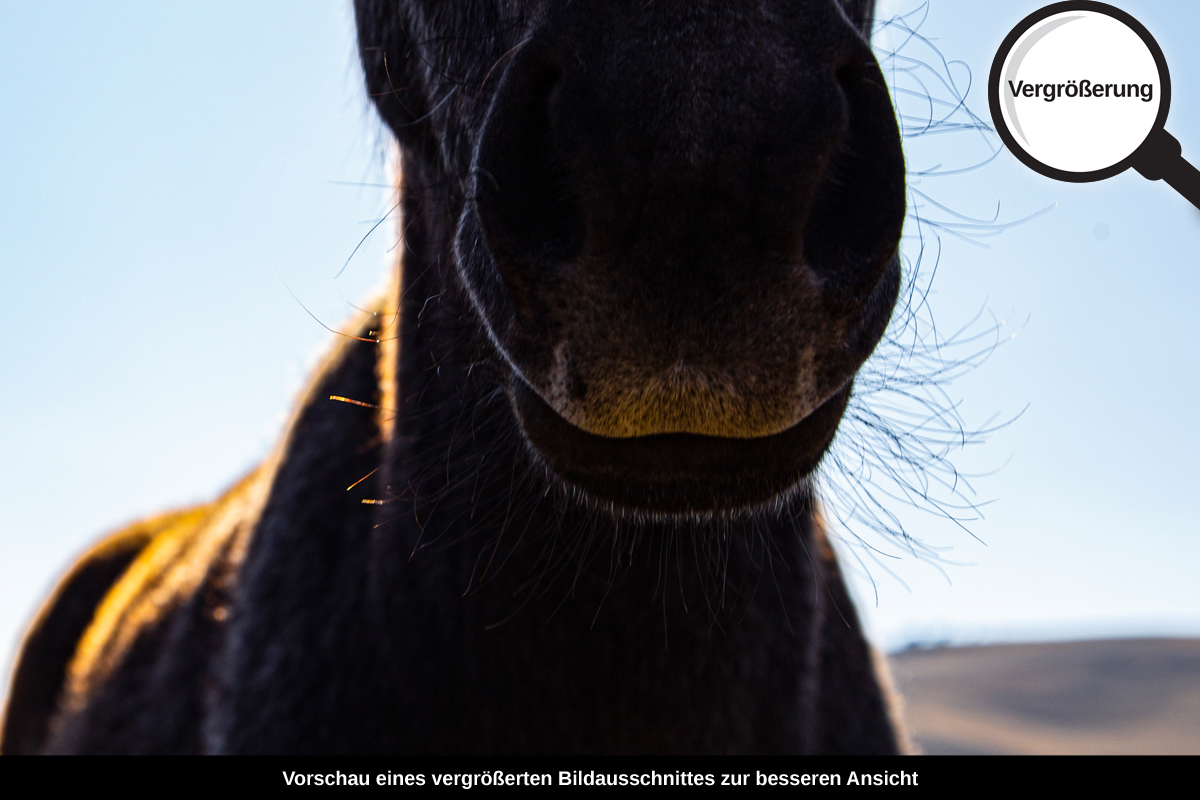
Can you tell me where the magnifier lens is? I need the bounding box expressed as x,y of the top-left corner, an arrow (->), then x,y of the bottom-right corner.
997,10 -> 1163,175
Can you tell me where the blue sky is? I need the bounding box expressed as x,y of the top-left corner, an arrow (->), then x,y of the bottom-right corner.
850,0 -> 1200,647
2,1 -> 1199,695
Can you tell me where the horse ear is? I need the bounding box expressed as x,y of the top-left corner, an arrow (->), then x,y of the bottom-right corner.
354,0 -> 434,151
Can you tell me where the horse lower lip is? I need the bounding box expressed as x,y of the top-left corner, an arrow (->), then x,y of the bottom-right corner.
510,377 -> 851,513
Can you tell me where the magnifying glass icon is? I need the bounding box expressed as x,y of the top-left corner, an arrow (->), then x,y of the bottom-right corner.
990,1 -> 1200,208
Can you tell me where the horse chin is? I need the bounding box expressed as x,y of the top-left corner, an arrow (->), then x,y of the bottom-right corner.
509,376 -> 852,516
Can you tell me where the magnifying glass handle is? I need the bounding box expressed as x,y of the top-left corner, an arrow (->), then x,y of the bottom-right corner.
1133,128 -> 1200,211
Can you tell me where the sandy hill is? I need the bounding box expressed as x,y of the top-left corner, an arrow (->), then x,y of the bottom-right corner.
888,638 -> 1200,754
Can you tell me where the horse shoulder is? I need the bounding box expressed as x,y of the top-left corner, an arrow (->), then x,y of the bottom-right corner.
2,304 -> 389,753
1,504 -> 210,753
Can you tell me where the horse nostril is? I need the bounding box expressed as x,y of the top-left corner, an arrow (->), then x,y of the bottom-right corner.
834,56 -> 867,97
802,49 -> 906,288
475,59 -> 585,266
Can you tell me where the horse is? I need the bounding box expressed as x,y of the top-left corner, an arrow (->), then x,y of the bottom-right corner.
2,0 -> 908,754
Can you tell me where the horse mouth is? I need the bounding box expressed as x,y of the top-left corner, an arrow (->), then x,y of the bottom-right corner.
509,376 -> 851,515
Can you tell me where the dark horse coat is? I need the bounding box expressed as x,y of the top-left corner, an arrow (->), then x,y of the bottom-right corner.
2,0 -> 908,754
